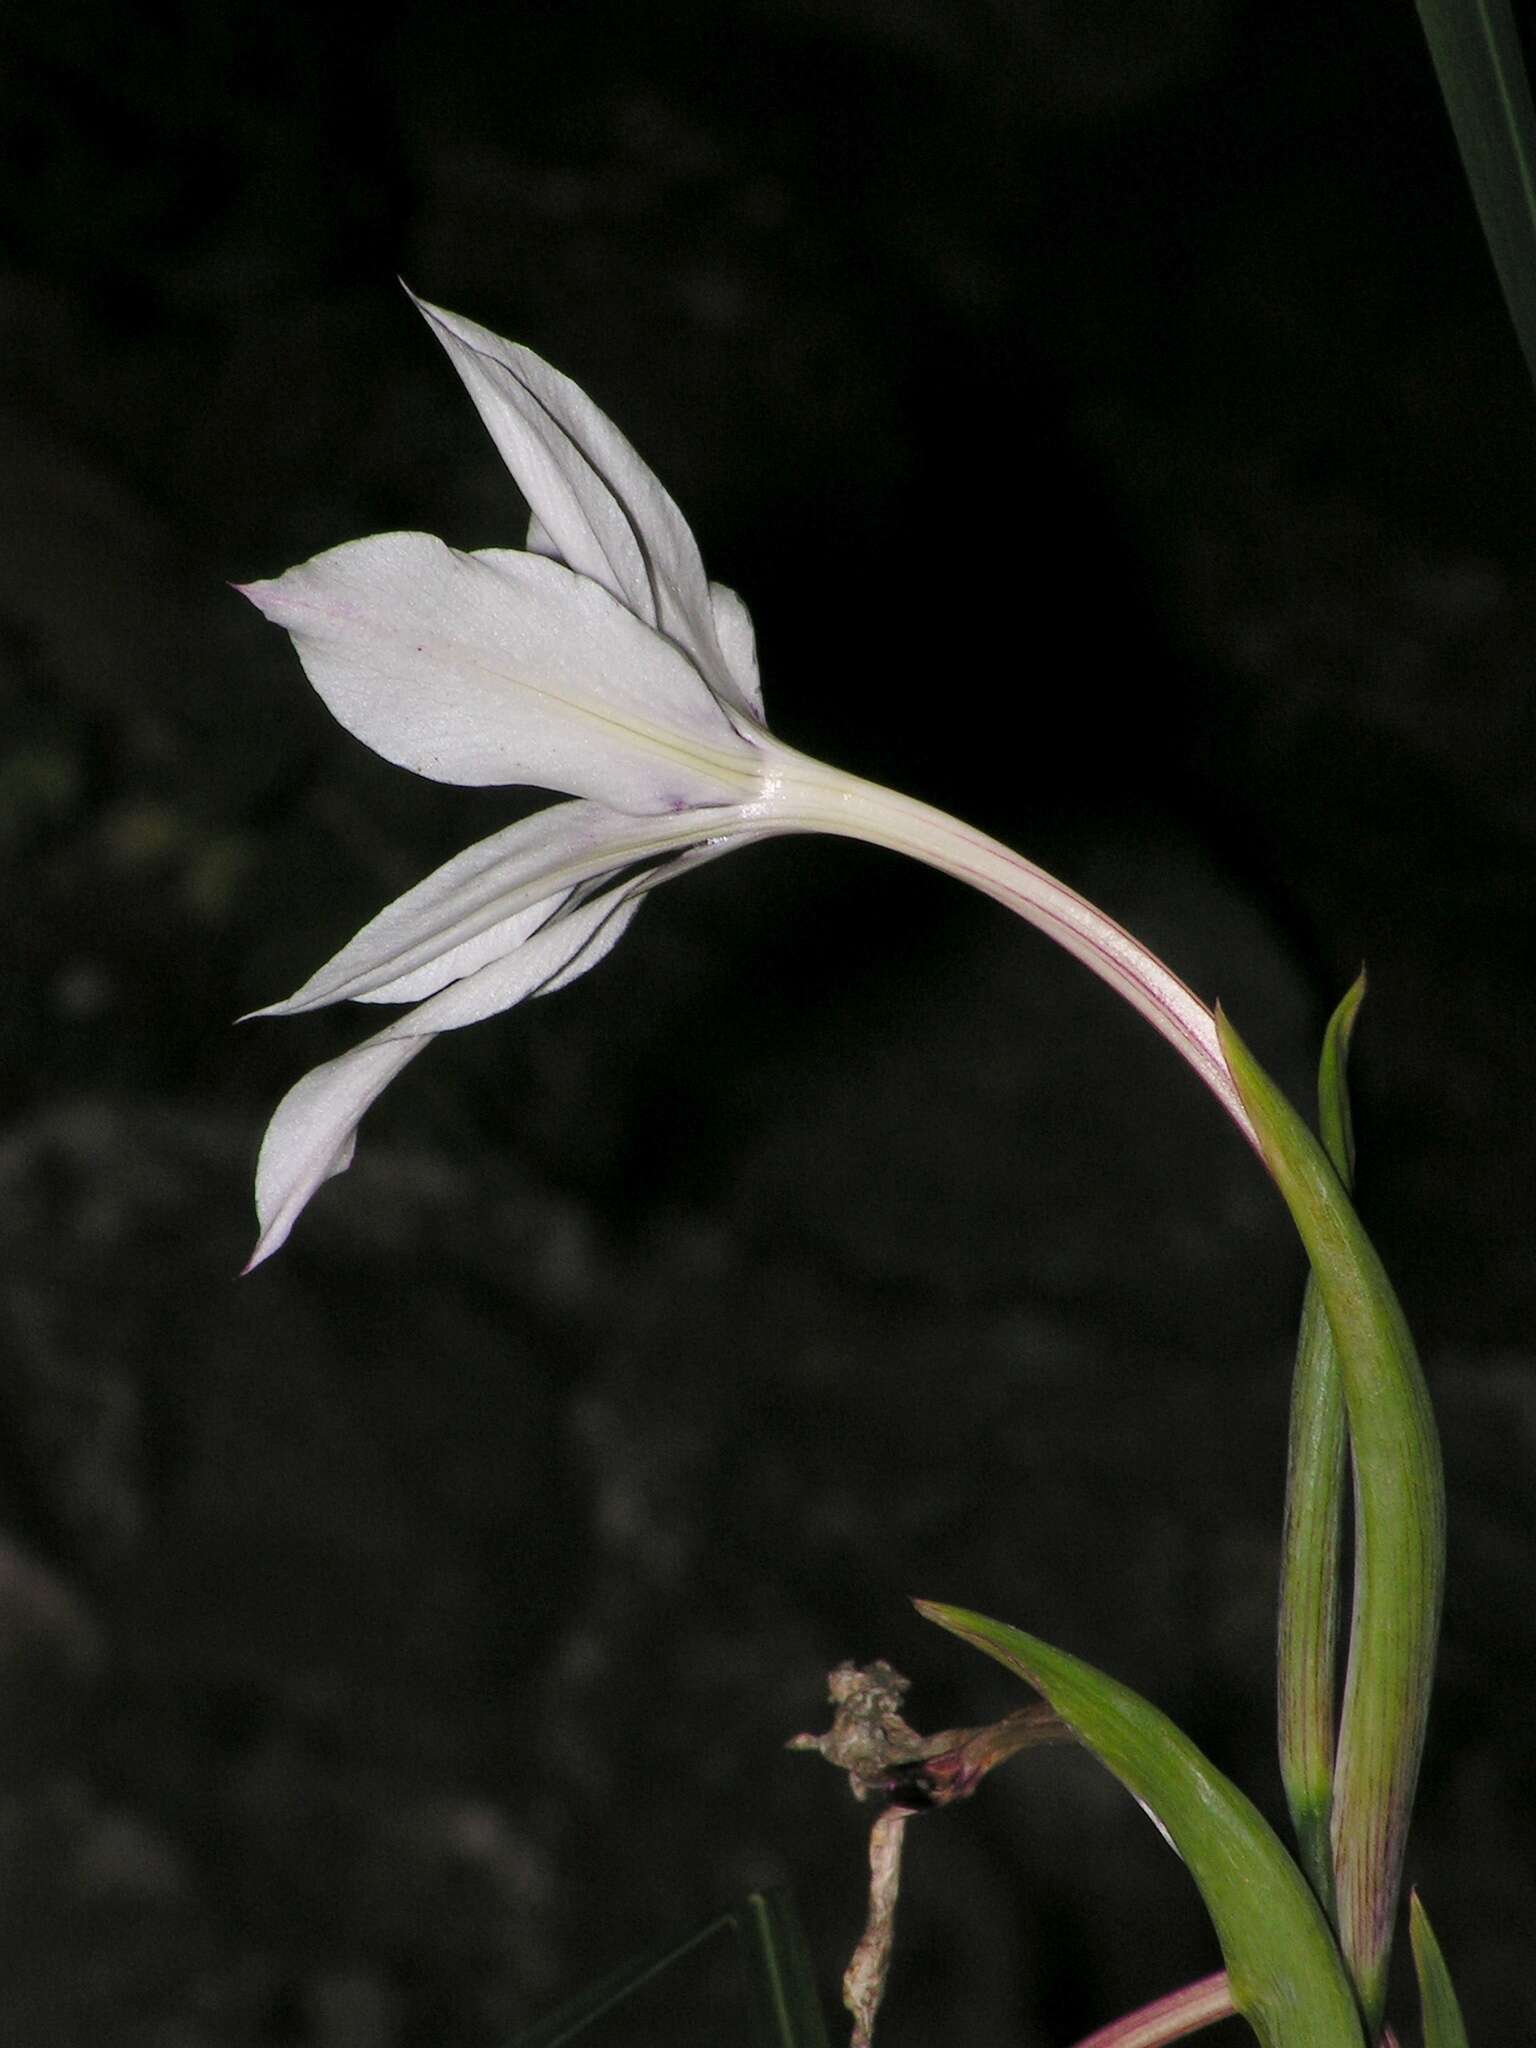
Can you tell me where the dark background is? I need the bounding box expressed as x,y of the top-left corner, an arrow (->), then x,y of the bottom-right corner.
2,2 -> 1533,2042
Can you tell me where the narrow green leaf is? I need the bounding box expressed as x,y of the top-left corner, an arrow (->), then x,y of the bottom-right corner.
507,1913 -> 729,2046
915,1600 -> 1364,2048
508,1887 -> 829,2048
1277,973 -> 1366,1916
1277,1277 -> 1347,1915
1316,972 -> 1366,1186
741,1887 -> 834,2048
1219,1013 -> 1445,2040
1409,1891 -> 1471,2048
1414,0 -> 1536,396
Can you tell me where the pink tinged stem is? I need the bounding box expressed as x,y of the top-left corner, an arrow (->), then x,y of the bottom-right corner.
1067,1971 -> 1237,2048
759,749 -> 1261,1155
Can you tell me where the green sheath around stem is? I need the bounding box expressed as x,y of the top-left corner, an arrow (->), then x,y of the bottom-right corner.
1276,974 -> 1365,1918
1219,1012 -> 1445,2040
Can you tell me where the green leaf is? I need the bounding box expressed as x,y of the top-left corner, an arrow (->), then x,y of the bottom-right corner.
740,1888 -> 833,2048
1219,1013 -> 1445,2040
1277,1276 -> 1347,1917
1277,973 -> 1366,1916
915,1600 -> 1364,2048
1409,1891 -> 1471,2048
508,1886 -> 830,2048
1414,0 -> 1536,397
1316,972 -> 1365,1186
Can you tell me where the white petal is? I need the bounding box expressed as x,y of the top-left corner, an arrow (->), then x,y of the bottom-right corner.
536,893 -> 644,995
523,832 -> 734,1003
247,1035 -> 425,1269
526,512 -> 560,560
249,799 -> 695,1014
240,533 -> 757,812
371,883 -> 647,1037
359,892 -> 571,1006
709,582 -> 764,724
412,293 -> 761,723
247,880 -> 651,1270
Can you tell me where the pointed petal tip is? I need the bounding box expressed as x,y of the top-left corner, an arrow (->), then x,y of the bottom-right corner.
247,1038 -> 420,1273
240,1213 -> 294,1275
233,574 -> 290,623
236,995 -> 312,1025
236,982 -> 327,1023
408,288 -> 479,347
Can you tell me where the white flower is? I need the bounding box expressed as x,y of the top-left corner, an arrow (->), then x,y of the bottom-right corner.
241,293 -> 1255,1267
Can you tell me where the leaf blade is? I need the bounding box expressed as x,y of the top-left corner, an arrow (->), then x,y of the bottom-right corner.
506,1888 -> 830,2048
740,1887 -> 834,2048
1409,1891 -> 1471,2048
1219,1012 -> 1445,2037
916,1600 -> 1364,2048
1277,973 -> 1366,1915
1414,0 -> 1536,397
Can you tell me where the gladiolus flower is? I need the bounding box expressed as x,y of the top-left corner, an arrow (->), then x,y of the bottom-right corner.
240,292 -> 1256,1267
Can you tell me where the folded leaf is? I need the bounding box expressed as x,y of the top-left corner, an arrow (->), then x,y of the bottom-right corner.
1219,1014 -> 1445,2038
1277,973 -> 1366,1914
916,1601 -> 1363,2048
